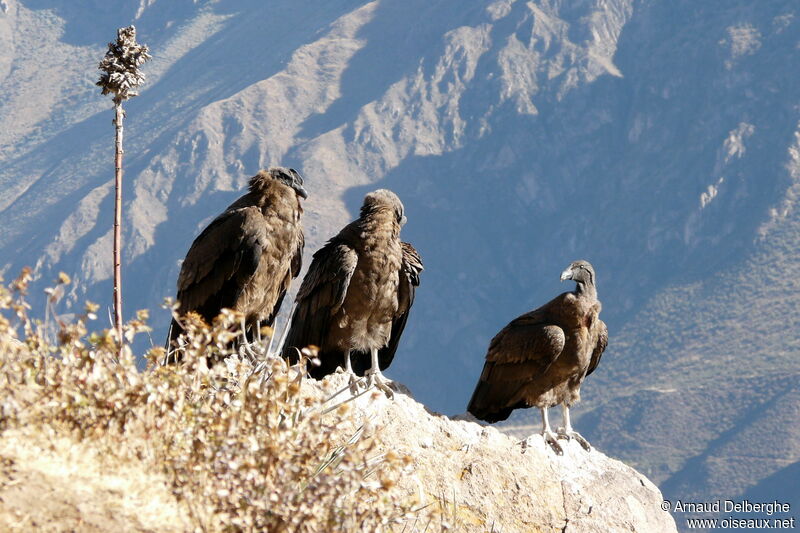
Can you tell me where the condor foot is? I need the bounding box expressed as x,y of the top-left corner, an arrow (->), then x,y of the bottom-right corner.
519,430 -> 563,455
557,427 -> 592,451
365,369 -> 394,399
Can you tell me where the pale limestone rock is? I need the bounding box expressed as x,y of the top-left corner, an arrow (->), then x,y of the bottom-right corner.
317,373 -> 678,533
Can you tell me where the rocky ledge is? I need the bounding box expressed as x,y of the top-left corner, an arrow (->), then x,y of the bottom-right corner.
319,373 -> 678,533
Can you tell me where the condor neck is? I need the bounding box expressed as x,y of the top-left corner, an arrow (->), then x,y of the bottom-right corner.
257,186 -> 293,212
574,281 -> 597,300
360,210 -> 399,239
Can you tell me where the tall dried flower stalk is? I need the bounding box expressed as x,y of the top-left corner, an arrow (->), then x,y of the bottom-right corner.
96,25 -> 151,349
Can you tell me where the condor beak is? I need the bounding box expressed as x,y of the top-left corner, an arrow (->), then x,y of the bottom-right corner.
560,268 -> 573,282
294,185 -> 308,199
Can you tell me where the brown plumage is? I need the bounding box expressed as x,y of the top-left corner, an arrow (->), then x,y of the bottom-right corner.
467,260 -> 607,453
283,189 -> 421,396
351,242 -> 423,375
166,167 -> 306,360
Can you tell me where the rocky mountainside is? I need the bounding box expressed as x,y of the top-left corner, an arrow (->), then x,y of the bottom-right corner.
0,371 -> 677,533
0,1 -> 798,529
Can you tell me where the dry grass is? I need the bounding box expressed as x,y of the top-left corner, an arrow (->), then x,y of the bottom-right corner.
0,269 -> 434,532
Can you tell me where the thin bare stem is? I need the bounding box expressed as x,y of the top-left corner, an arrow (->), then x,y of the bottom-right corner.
274,300 -> 296,356
113,102 -> 124,350
316,383 -> 372,416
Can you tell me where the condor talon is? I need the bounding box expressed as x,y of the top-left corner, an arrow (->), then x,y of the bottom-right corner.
557,404 -> 592,451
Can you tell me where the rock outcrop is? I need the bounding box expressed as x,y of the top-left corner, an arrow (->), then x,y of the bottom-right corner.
319,373 -> 678,533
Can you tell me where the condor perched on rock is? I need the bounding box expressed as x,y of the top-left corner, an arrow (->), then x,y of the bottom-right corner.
165,167 -> 306,362
283,190 -> 421,397
467,260 -> 607,454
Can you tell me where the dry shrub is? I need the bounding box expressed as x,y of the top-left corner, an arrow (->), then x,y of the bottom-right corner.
0,270 -> 431,531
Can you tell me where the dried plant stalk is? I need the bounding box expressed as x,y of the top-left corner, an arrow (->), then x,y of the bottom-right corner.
96,26 -> 151,350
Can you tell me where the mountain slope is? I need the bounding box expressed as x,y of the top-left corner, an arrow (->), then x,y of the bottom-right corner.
0,1 -> 798,527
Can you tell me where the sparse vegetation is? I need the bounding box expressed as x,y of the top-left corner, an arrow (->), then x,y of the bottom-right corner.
0,271 -> 432,531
